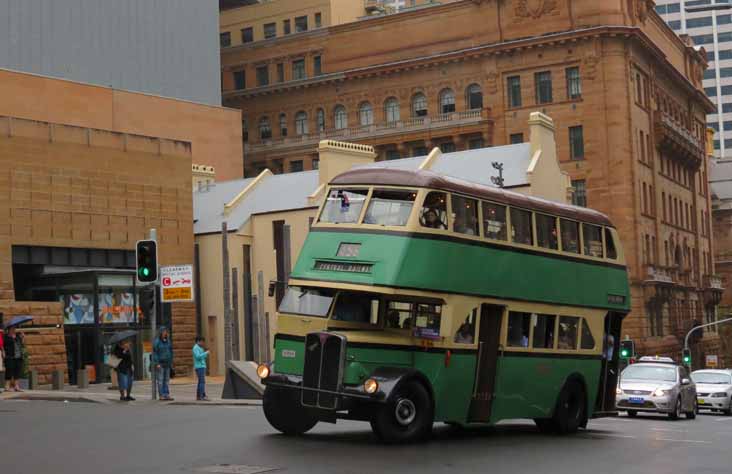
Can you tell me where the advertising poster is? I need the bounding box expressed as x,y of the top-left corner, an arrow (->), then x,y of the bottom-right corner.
62,294 -> 94,325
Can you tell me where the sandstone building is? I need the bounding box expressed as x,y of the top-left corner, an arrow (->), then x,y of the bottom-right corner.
221,0 -> 722,360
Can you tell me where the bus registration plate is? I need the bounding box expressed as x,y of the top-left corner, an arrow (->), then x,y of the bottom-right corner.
629,397 -> 644,404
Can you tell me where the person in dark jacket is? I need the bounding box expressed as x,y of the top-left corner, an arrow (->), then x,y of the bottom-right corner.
113,340 -> 135,401
3,327 -> 25,392
152,327 -> 174,401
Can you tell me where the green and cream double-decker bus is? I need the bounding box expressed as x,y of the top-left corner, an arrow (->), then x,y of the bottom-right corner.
256,167 -> 629,443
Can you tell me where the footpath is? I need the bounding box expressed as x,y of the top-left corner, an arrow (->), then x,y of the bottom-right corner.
0,375 -> 262,406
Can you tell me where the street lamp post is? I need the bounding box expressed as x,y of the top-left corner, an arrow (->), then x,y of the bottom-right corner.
683,316 -> 732,365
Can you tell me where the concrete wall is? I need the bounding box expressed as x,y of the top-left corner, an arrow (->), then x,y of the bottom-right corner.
0,0 -> 221,105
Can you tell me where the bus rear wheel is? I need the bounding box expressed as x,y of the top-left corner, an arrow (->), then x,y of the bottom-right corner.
536,380 -> 586,435
263,386 -> 318,436
370,380 -> 433,444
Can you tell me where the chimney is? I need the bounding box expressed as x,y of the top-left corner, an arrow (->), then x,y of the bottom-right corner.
316,140 -> 377,187
528,111 -> 556,158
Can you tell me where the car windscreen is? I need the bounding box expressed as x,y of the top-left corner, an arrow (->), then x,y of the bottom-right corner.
692,372 -> 732,385
278,286 -> 335,318
622,365 -> 677,382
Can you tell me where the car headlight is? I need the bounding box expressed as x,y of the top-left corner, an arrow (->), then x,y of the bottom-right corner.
616,387 -> 623,395
363,378 -> 379,394
711,392 -> 728,398
652,388 -> 670,397
256,363 -> 270,379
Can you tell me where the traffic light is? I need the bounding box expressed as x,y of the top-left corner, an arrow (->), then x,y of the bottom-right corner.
620,339 -> 635,359
136,240 -> 158,282
139,286 -> 156,322
682,348 -> 692,366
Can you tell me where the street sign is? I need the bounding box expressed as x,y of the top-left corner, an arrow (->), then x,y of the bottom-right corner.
160,264 -> 194,302
706,354 -> 719,368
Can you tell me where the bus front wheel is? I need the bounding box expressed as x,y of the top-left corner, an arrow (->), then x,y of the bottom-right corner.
370,380 -> 434,444
263,386 -> 318,436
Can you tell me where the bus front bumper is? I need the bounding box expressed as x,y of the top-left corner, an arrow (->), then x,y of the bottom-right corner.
262,372 -> 387,406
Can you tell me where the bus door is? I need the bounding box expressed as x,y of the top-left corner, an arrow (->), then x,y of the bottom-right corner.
468,304 -> 504,422
595,311 -> 623,414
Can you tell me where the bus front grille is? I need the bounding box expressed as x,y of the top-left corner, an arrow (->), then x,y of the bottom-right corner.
301,332 -> 346,410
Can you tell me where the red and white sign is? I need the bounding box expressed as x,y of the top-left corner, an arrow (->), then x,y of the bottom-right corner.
160,265 -> 194,302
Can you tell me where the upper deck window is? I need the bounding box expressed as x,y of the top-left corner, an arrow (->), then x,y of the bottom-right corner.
560,219 -> 580,254
511,208 -> 533,245
605,228 -> 618,260
483,202 -> 507,240
278,286 -> 335,318
452,195 -> 479,236
363,189 -> 417,226
420,192 -> 448,230
320,188 -> 368,224
536,214 -> 558,250
582,224 -> 604,258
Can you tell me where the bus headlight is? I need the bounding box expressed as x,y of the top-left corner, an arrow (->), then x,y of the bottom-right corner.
364,378 -> 379,394
256,363 -> 270,379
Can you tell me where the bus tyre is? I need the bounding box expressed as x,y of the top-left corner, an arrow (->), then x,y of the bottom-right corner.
263,386 -> 318,436
553,380 -> 586,435
668,397 -> 682,421
370,380 -> 433,444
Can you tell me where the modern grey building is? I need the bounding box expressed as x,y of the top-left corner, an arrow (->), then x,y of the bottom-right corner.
656,0 -> 732,158
0,0 -> 221,105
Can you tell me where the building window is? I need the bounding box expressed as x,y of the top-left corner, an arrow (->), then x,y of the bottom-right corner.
466,84 -> 483,110
316,108 -> 325,132
439,142 -> 455,153
413,146 -> 428,156
295,111 -> 308,135
312,158 -> 319,170
569,126 -> 584,160
295,15 -> 308,32
242,27 -> 253,43
283,19 -> 291,35
313,56 -> 322,76
386,149 -> 401,160
242,118 -> 249,143
439,89 -> 456,114
289,160 -> 304,172
535,71 -> 553,104
264,23 -> 276,39
571,179 -> 587,207
279,113 -> 287,137
259,117 -> 272,140
220,32 -> 231,47
566,66 -> 581,99
468,138 -> 484,149
510,133 -> 524,144
233,70 -> 245,90
292,59 -> 306,80
412,93 -> 428,117
507,76 -> 522,108
334,105 -> 347,129
385,97 -> 400,123
315,12 -> 322,28
256,65 -> 269,86
359,102 -> 374,126
276,63 -> 284,83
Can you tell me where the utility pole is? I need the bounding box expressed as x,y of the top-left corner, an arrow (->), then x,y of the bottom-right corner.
684,316 -> 732,367
149,228 -> 157,401
222,221 -> 232,363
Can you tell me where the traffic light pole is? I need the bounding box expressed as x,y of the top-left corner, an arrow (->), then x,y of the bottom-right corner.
684,316 -> 732,353
149,228 -> 157,401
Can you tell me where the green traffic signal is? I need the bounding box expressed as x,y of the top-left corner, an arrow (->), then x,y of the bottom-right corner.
620,348 -> 630,358
136,240 -> 158,282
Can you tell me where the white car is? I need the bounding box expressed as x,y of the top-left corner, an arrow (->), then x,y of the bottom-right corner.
691,369 -> 732,415
616,359 -> 697,419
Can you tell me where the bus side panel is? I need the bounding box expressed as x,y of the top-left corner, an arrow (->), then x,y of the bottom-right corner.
343,346 -> 413,385
490,355 -> 601,422
412,351 -> 477,422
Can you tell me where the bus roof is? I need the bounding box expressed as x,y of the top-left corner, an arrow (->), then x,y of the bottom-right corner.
330,168 -> 614,228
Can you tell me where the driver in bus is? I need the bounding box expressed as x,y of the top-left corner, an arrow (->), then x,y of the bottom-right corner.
421,209 -> 442,229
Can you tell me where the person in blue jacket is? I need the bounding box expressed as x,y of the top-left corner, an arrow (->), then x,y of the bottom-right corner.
192,336 -> 210,401
152,327 -> 174,401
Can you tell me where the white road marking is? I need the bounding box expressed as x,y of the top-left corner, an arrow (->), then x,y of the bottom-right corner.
655,438 -> 710,444
650,427 -> 686,432
588,433 -> 637,439
714,417 -> 732,422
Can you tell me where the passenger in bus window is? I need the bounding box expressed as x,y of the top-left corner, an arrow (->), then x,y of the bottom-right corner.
560,219 -> 580,253
386,309 -> 401,329
420,192 -> 448,229
454,317 -> 474,344
483,203 -> 507,240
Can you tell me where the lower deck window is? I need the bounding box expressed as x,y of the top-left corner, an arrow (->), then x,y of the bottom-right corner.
454,308 -> 477,344
580,318 -> 596,349
507,311 -> 531,347
558,316 -> 579,349
278,286 -> 335,317
531,313 -> 556,349
331,292 -> 379,324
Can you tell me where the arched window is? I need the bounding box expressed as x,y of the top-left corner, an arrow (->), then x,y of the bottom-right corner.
259,117 -> 271,140
439,88 -> 455,114
384,97 -> 400,123
412,93 -> 427,117
295,111 -> 308,135
334,105 -> 347,129
278,113 -> 287,137
316,108 -> 325,132
359,102 -> 373,126
466,84 -> 483,110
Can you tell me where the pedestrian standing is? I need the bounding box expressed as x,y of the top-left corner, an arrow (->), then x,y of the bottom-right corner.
152,327 -> 174,401
3,328 -> 24,392
113,340 -> 135,401
192,336 -> 210,401
0,325 -> 5,394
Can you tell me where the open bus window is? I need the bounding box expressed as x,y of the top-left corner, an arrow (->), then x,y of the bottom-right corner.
414,303 -> 441,338
510,208 -> 533,245
331,292 -> 380,324
558,316 -> 579,350
580,318 -> 595,349
320,188 -> 368,224
507,311 -> 530,347
483,202 -> 507,240
363,189 -> 417,226
560,219 -> 580,254
454,307 -> 477,344
531,313 -> 555,349
605,228 -> 618,259
420,191 -> 448,230
278,286 -> 335,318
452,194 -> 479,236
385,301 -> 413,330
582,224 -> 604,258
536,214 -> 558,250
